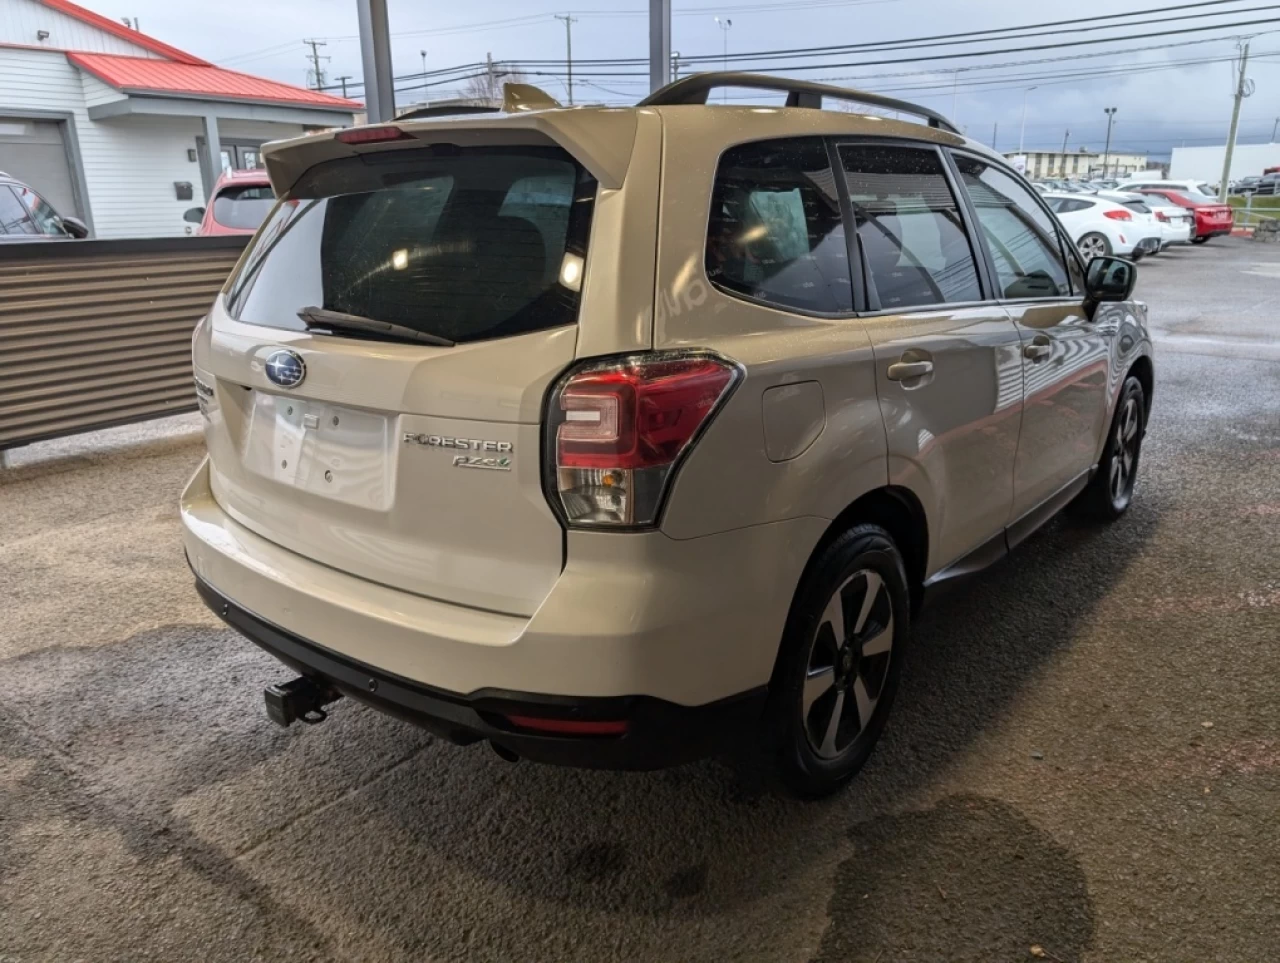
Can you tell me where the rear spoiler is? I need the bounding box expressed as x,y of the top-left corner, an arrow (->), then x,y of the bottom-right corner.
263,99 -> 638,195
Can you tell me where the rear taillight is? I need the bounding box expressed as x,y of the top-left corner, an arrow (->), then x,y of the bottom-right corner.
1104,209 -> 1132,221
546,352 -> 742,528
1155,211 -> 1169,222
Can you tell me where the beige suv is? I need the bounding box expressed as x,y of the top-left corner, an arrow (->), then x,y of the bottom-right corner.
183,74 -> 1152,796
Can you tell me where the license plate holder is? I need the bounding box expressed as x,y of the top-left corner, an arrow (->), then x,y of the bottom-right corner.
242,392 -> 393,509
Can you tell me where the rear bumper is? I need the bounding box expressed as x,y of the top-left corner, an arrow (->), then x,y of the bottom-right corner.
182,456 -> 824,722
193,574 -> 767,769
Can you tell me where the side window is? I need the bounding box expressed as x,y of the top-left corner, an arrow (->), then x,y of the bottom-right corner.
953,155 -> 1078,298
706,138 -> 852,313
838,143 -> 982,310
0,186 -> 38,235
12,184 -> 67,235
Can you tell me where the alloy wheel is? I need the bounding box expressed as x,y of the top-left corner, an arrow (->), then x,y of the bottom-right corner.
1078,234 -> 1108,259
802,570 -> 894,759
1109,396 -> 1140,508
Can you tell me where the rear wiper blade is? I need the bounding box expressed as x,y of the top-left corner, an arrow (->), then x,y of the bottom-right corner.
297,306 -> 455,347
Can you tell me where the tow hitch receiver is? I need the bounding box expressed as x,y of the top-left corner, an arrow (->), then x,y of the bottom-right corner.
264,677 -> 342,727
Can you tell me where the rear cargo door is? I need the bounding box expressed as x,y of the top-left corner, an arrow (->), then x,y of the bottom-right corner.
198,144 -> 600,617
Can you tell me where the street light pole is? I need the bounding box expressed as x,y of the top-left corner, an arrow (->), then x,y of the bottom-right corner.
1019,86 -> 1037,155
715,16 -> 732,102
419,49 -> 428,106
1102,107 -> 1118,179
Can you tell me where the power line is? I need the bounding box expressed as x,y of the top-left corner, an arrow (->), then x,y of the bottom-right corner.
510,0 -> 1276,66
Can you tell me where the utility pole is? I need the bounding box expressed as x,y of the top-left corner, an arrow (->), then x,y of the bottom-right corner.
356,0 -> 394,122
336,75 -> 351,98
992,121 -> 998,151
1019,86 -> 1037,155
554,14 -> 577,105
303,39 -> 329,90
714,17 -> 732,102
1102,107 -> 1118,179
649,0 -> 671,92
1061,128 -> 1070,178
671,50 -> 681,80
486,52 -> 496,105
1219,40 -> 1252,201
1272,116 -> 1279,142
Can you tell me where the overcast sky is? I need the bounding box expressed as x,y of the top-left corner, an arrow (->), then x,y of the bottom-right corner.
87,0 -> 1280,159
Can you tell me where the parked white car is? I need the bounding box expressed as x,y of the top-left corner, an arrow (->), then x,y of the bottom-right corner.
1043,192 -> 1163,260
1098,191 -> 1193,248
1115,177 -> 1215,197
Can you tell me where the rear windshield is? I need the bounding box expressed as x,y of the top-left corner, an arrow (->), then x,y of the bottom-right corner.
226,145 -> 596,345
1123,201 -> 1152,214
213,183 -> 275,230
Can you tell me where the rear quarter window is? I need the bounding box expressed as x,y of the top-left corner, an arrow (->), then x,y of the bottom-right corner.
705,137 -> 853,314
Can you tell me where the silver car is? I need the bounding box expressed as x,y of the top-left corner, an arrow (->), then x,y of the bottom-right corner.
183,74 -> 1153,796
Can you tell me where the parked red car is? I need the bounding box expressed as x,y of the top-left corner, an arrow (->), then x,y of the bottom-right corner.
184,169 -> 275,236
1134,188 -> 1233,244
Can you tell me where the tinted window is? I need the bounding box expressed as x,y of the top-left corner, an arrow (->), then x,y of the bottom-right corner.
23,192 -> 67,235
212,183 -> 276,231
706,138 -> 851,313
1123,201 -> 1152,214
227,146 -> 595,345
954,156 -> 1075,299
1050,198 -> 1091,214
0,186 -> 37,235
839,144 -> 981,310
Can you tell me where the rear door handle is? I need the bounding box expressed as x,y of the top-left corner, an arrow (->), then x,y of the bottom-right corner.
1023,336 -> 1053,362
886,360 -> 934,381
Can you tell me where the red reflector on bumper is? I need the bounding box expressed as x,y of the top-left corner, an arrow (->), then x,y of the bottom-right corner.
505,715 -> 630,736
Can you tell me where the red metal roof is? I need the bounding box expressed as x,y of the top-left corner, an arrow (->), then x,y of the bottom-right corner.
67,53 -> 361,110
36,0 -> 209,65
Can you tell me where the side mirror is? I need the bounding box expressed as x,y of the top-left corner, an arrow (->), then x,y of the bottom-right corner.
1085,255 -> 1136,303
61,216 -> 89,239
183,207 -> 206,224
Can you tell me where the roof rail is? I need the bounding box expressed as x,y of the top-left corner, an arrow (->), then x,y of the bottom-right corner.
638,72 -> 960,134
396,103 -> 500,121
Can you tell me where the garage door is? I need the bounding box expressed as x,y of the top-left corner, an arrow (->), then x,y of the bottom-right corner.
0,118 -> 79,218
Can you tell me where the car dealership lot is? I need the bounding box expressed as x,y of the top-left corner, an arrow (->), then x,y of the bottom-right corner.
2,240 -> 1277,963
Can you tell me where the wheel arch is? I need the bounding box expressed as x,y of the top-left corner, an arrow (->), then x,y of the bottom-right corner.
801,486 -> 929,622
1128,354 -> 1154,425
767,484 -> 929,694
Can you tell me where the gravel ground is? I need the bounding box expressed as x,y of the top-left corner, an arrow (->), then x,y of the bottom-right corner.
1,238 -> 1277,963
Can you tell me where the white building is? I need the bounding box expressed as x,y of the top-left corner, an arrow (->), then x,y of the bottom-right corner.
1170,143 -> 1280,183
0,0 -> 359,237
1004,148 -> 1150,180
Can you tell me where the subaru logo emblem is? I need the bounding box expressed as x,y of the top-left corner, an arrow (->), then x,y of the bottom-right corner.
265,349 -> 306,389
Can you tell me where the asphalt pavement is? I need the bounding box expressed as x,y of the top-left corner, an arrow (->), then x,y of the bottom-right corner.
1,237 -> 1277,963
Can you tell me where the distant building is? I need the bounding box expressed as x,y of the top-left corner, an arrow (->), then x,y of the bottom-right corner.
1170,143 -> 1280,183
0,0 -> 360,237
1004,148 -> 1150,180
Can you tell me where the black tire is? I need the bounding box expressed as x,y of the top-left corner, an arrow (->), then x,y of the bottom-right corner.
770,524 -> 911,798
1073,375 -> 1146,521
1077,232 -> 1111,259
1191,235 -> 1210,245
